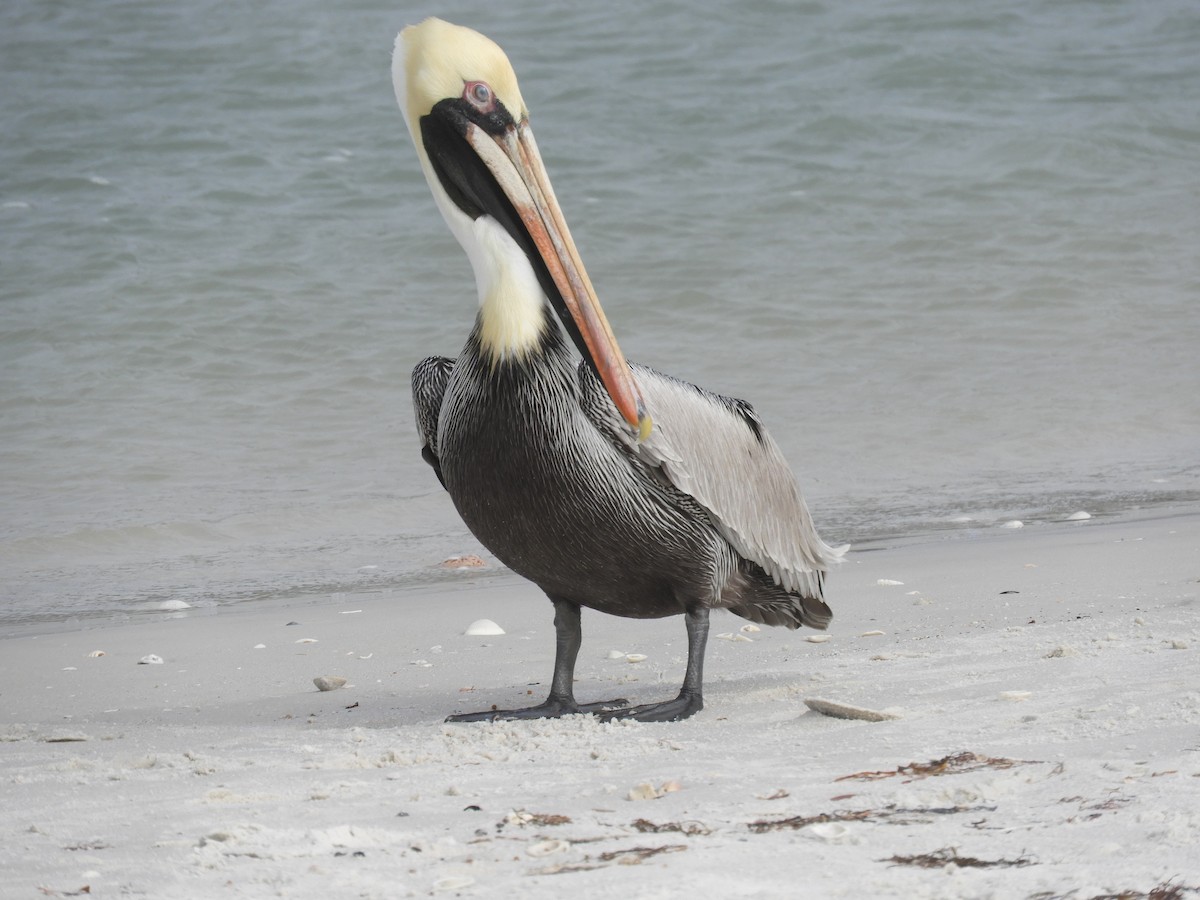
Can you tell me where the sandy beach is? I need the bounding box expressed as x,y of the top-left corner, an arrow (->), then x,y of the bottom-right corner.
2,505 -> 1197,899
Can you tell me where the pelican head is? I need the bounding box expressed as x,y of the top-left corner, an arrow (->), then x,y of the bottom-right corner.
392,18 -> 649,439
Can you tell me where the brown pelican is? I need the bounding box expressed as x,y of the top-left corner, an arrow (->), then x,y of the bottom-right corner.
393,18 -> 845,722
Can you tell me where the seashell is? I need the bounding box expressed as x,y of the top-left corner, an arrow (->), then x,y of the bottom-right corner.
339,609 -> 363,615
87,650 -> 106,658
158,599 -> 191,611
440,555 -> 485,568
860,630 -> 885,637
876,579 -> 904,586
660,779 -> 683,794
526,839 -> 569,857
625,654 -> 647,663
295,638 -> 318,644
740,624 -> 761,633
137,654 -> 164,665
313,676 -> 347,692
999,690 -> 1031,701
808,822 -> 851,841
1066,511 -> 1092,521
1000,520 -> 1024,529
805,635 -> 831,643
465,619 -> 505,636
627,782 -> 660,801
804,698 -> 899,721
253,643 -> 266,649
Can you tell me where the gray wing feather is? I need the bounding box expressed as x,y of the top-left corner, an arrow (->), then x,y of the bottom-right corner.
604,364 -> 847,599
412,356 -> 456,488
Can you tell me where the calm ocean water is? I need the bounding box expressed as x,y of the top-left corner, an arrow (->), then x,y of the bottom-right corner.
3,0 -> 1198,630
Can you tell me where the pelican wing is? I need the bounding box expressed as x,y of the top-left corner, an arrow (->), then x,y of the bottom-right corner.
585,363 -> 846,600
411,355 -> 456,489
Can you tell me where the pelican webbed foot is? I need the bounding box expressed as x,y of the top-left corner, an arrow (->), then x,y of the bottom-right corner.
596,689 -> 703,723
446,696 -> 628,723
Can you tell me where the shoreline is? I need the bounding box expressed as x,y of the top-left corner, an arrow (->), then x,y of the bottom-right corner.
5,496 -> 1198,641
2,504 -> 1197,897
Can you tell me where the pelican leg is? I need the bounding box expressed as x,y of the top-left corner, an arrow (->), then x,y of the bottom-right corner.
445,598 -> 628,723
600,605 -> 708,723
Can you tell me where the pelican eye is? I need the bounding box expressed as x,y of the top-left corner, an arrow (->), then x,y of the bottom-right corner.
464,81 -> 495,112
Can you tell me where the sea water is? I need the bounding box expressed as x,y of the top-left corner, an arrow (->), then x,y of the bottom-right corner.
3,0 -> 1198,628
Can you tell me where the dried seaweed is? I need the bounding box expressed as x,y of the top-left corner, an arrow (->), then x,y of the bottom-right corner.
884,847 -> 1035,869
525,813 -> 571,827
1028,879 -> 1199,900
503,810 -> 571,827
748,804 -> 995,833
836,751 -> 1031,783
596,844 -> 687,864
632,818 -> 711,836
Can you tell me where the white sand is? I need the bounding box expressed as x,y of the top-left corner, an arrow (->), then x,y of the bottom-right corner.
2,507 -> 1198,898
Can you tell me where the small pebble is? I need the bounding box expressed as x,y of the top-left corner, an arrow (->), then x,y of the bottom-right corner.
138,654 -> 164,665
313,676 -> 348,692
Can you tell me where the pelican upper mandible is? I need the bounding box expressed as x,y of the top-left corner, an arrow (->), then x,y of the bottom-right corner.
393,18 -> 845,722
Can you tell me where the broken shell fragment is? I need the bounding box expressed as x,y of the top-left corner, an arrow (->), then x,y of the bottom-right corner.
998,690 -> 1031,701
804,698 -> 900,722
805,635 -> 831,643
87,650 -> 106,658
313,676 -> 348,692
137,654 -> 164,665
440,555 -> 485,568
625,654 -> 647,663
